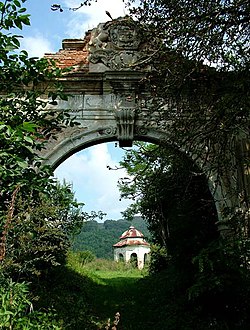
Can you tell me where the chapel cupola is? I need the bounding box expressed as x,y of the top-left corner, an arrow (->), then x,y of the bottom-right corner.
113,226 -> 150,269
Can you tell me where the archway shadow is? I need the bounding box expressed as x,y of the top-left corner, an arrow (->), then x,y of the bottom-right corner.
31,265 -> 146,329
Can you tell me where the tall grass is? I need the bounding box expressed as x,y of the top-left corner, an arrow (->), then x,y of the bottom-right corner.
68,251 -> 147,280
65,251 -> 147,329
27,252 -> 147,329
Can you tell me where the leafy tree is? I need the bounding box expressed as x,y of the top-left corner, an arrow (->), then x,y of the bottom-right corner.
0,0 -> 75,203
119,143 -> 218,270
119,142 -> 250,327
0,3 -> 88,325
129,0 -> 249,70
0,0 -> 77,263
0,181 -> 89,280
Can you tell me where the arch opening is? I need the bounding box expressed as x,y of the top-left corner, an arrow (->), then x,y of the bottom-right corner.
119,253 -> 124,262
54,139 -> 220,300
53,135 -> 221,229
144,253 -> 149,265
130,253 -> 138,268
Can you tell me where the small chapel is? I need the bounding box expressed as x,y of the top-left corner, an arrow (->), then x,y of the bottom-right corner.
113,226 -> 150,270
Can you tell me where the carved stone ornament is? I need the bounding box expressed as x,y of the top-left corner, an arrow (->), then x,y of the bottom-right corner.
115,107 -> 135,147
88,18 -> 149,71
98,127 -> 117,136
109,22 -> 141,50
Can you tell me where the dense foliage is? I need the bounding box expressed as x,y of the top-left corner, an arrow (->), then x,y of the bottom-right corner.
0,1 -> 91,327
123,0 -> 249,221
119,142 -> 250,328
0,0 -> 84,271
0,279 -> 62,329
0,181 -> 88,281
129,0 -> 249,70
119,143 -> 219,270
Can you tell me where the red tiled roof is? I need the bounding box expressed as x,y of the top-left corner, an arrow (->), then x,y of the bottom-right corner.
113,226 -> 150,248
119,226 -> 145,239
113,238 -> 150,248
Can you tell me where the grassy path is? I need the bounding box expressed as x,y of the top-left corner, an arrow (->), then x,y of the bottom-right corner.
33,252 -> 245,329
32,254 -> 196,329
33,255 -> 152,329
90,271 -> 142,328
68,257 -> 147,329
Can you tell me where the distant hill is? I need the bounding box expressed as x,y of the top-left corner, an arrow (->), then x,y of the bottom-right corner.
71,216 -> 151,259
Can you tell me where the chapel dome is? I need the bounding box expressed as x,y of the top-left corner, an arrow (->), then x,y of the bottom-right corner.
113,226 -> 150,248
119,225 -> 145,239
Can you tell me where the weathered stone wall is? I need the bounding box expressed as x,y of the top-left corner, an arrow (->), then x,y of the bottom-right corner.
40,17 -> 249,231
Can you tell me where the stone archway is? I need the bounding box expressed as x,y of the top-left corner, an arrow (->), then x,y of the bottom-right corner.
40,123 -> 224,226
39,17 -> 249,231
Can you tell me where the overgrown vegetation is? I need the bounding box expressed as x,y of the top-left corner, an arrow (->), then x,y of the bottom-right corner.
119,143 -> 219,267
118,142 -> 250,328
0,0 -> 249,328
30,253 -> 146,329
0,1 -> 99,327
0,279 -> 61,329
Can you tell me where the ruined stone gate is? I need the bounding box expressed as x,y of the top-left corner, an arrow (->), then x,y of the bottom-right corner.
39,17 -> 249,228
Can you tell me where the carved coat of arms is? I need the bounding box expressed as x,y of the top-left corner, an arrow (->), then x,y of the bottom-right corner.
88,17 -> 149,71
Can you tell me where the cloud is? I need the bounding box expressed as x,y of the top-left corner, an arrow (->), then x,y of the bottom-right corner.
20,35 -> 54,58
63,0 -> 128,37
54,143 -> 132,220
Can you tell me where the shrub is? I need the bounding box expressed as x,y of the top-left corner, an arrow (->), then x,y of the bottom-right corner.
0,279 -> 61,329
149,244 -> 169,274
76,250 -> 96,265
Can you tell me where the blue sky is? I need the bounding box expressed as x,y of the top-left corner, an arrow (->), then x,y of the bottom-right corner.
19,1 -> 134,220
20,0 -> 129,57
55,143 -> 133,220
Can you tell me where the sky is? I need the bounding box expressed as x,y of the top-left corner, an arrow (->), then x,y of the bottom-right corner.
20,0 -> 130,57
19,0 -> 134,220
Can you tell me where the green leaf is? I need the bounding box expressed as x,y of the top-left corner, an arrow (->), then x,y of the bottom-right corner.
22,122 -> 37,132
24,136 -> 34,144
19,14 -> 30,26
18,7 -> 26,13
13,0 -> 21,7
14,18 -> 22,29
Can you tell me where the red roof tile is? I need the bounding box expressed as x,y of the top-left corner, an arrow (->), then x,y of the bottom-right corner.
120,226 -> 145,239
113,226 -> 150,248
113,238 -> 150,248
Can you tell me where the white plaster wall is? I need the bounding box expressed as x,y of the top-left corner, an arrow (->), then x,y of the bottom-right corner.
114,245 -> 150,269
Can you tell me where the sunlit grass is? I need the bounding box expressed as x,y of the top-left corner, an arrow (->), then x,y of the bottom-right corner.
67,251 -> 146,284
63,251 -> 149,328
34,252 -> 154,329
